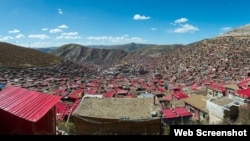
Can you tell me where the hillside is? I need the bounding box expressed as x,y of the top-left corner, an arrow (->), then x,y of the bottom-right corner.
134,44 -> 185,55
157,35 -> 250,84
0,42 -> 62,68
105,43 -> 155,52
34,47 -> 58,54
52,42 -> 184,66
52,44 -> 128,65
88,43 -> 155,51
221,24 -> 250,37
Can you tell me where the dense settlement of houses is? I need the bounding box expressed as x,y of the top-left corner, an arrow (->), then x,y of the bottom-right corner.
0,55 -> 249,135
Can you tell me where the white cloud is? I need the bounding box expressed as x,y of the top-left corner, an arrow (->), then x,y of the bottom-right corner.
151,28 -> 157,31
133,14 -> 151,20
41,28 -> 48,31
16,34 -> 25,39
171,18 -> 199,34
49,28 -> 63,33
174,18 -> 188,24
221,27 -> 232,31
28,34 -> 49,40
8,29 -> 20,34
87,35 -> 145,44
19,41 -> 65,48
58,8 -> 63,15
57,24 -> 69,29
0,36 -> 14,41
56,35 -> 81,40
61,32 -> 78,36
174,24 -> 199,33
56,32 -> 80,39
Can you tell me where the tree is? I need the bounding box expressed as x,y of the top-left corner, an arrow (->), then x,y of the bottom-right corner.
56,121 -> 76,135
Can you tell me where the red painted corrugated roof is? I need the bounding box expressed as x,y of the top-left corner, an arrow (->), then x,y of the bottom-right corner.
162,108 -> 192,119
0,86 -> 61,122
173,107 -> 192,117
116,89 -> 128,94
172,90 -> 188,99
103,91 -> 115,98
208,83 -> 226,92
156,87 -> 166,92
162,109 -> 178,119
68,89 -> 84,99
236,88 -> 250,98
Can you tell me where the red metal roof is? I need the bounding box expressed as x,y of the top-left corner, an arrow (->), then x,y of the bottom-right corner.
86,89 -> 97,94
162,108 -> 192,119
208,83 -> 226,92
162,109 -> 178,119
103,91 -> 115,98
0,86 -> 61,122
156,87 -> 166,92
116,89 -> 128,94
68,89 -> 84,99
236,88 -> 250,98
173,107 -> 192,117
172,90 -> 188,100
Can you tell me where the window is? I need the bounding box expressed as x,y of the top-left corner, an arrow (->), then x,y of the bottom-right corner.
189,107 -> 195,114
207,89 -> 213,96
200,111 -> 206,118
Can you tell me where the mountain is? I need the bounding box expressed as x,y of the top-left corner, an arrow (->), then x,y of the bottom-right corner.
51,44 -> 128,65
34,47 -> 58,53
221,24 -> 250,37
88,43 -> 154,51
52,42 -> 184,65
105,43 -> 155,51
158,35 -> 250,84
134,44 -> 185,55
0,42 -> 62,68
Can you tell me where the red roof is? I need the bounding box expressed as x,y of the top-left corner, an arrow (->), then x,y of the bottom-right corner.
68,89 -> 84,99
172,90 -> 188,100
88,82 -> 98,87
116,89 -> 128,94
156,87 -> 166,92
86,89 -> 97,94
0,86 -> 61,122
236,88 -> 250,98
103,91 -> 115,98
173,107 -> 192,117
165,95 -> 172,101
162,109 -> 178,119
208,83 -> 226,92
191,83 -> 200,90
162,108 -> 192,119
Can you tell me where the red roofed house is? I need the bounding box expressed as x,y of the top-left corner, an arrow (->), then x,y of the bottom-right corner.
162,107 -> 192,125
234,88 -> 250,104
181,94 -> 209,122
206,83 -> 226,98
171,88 -> 188,100
0,86 -> 61,135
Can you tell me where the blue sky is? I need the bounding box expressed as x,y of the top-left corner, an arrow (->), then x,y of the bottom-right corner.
0,0 -> 250,48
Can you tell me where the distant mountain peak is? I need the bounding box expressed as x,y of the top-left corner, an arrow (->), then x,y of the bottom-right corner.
221,24 -> 250,37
